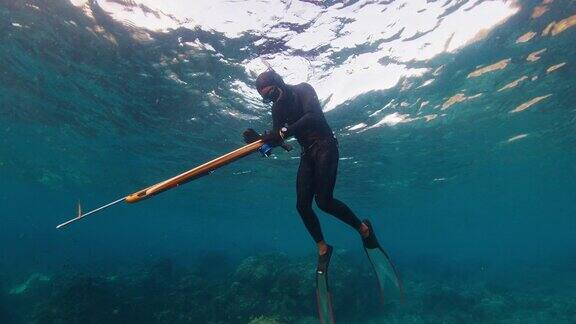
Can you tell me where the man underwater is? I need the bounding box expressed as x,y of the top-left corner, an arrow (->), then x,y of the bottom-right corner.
243,69 -> 382,273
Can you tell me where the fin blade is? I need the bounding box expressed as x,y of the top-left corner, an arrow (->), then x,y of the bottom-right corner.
316,271 -> 335,324
365,246 -> 404,304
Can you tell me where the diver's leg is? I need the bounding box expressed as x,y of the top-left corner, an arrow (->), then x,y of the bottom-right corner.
296,154 -> 328,254
313,141 -> 365,235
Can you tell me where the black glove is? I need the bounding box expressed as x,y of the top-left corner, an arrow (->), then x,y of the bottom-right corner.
243,128 -> 261,143
261,130 -> 282,146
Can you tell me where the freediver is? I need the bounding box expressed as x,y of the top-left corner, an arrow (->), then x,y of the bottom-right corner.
242,69 -> 382,273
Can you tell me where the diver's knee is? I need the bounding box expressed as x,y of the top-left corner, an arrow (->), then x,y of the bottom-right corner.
315,195 -> 333,212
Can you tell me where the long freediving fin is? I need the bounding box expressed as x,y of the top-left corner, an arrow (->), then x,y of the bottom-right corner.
316,245 -> 335,324
362,219 -> 404,305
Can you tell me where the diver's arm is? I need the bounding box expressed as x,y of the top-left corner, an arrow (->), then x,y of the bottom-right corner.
260,106 -> 283,146
284,83 -> 323,137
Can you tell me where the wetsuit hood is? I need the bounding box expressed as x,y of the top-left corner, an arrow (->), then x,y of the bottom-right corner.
256,70 -> 286,92
256,70 -> 288,104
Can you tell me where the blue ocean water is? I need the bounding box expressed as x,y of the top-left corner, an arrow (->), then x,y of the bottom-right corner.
1,0 -> 575,323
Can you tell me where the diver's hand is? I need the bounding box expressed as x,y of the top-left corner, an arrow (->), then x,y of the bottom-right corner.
243,128 -> 283,146
261,130 -> 282,145
243,128 -> 261,143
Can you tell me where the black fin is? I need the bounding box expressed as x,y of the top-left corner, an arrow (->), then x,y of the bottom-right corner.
362,219 -> 405,304
316,245 -> 335,324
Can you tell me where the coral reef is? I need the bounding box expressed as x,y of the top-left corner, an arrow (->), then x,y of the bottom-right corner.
2,253 -> 386,323
3,253 -> 574,323
9,273 -> 51,295
0,288 -> 7,323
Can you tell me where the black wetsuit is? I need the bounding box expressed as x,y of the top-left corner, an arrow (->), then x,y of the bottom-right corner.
271,83 -> 362,243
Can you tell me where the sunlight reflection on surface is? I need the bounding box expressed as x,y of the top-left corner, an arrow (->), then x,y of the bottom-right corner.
70,0 -> 520,111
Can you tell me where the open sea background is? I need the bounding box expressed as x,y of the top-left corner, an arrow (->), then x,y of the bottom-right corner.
0,0 -> 575,323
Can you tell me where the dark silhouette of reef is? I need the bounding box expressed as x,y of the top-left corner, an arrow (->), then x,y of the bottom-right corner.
5,253 -> 380,323
3,252 -> 576,323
